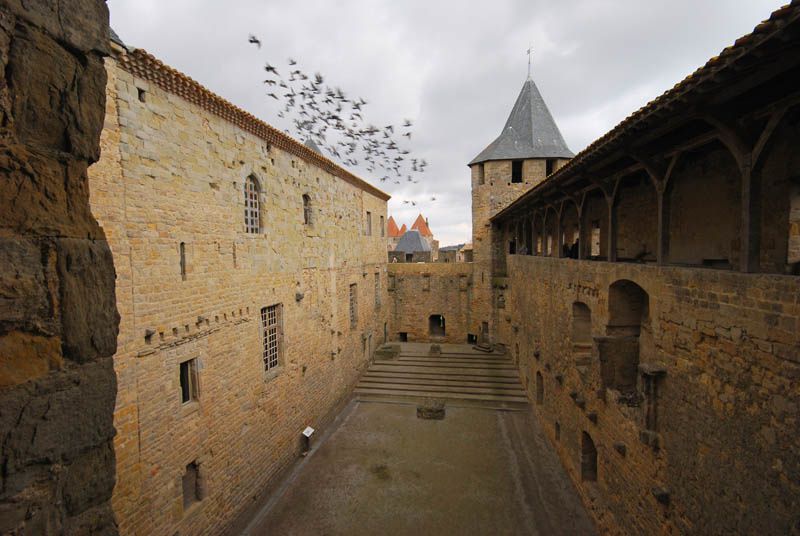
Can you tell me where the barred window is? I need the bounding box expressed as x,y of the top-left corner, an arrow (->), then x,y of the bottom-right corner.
244,175 -> 260,233
260,304 -> 282,372
349,284 -> 358,328
303,194 -> 312,225
374,273 -> 381,308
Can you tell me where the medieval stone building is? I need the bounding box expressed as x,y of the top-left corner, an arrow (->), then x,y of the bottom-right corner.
86,38 -> 389,535
389,3 -> 800,534
2,1 -> 799,535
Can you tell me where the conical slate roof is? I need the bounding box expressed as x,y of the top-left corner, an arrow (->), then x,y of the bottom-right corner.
470,77 -> 573,165
304,138 -> 322,154
395,230 -> 431,253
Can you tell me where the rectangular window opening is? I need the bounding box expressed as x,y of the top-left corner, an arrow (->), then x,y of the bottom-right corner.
260,304 -> 283,372
591,220 -> 601,257
179,359 -> 199,404
180,242 -> 187,281
366,211 -> 372,236
374,273 -> 381,308
477,163 -> 485,185
349,284 -> 358,328
546,159 -> 556,176
380,215 -> 385,237
511,160 -> 523,183
137,87 -> 146,102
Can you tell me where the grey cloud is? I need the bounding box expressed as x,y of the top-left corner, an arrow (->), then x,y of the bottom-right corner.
109,0 -> 782,245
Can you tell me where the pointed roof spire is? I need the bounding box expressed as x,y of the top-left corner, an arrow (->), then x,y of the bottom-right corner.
469,78 -> 573,165
304,138 -> 322,154
399,223 -> 408,234
387,216 -> 402,237
411,214 -> 433,237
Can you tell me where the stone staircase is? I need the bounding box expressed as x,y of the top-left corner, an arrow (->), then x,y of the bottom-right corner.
355,343 -> 529,409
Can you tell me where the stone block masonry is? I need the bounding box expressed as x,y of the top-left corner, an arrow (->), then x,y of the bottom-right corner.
88,46 -> 390,535
0,1 -> 120,534
388,262 -> 473,343
500,255 -> 799,535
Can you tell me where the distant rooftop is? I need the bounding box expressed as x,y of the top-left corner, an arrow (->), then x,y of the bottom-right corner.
470,77 -> 573,165
304,138 -> 322,154
395,230 -> 431,253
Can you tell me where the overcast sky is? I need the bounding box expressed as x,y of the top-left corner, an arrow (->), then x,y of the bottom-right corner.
109,0 -> 782,246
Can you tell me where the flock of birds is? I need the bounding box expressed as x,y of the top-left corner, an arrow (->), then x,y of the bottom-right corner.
248,34 -> 435,205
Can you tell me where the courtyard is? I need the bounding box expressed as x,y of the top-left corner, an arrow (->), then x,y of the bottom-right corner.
240,344 -> 596,536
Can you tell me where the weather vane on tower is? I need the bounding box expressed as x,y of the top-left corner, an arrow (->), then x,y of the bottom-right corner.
527,44 -> 533,79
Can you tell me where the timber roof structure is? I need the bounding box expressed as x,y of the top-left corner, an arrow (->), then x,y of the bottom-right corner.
493,1 -> 800,223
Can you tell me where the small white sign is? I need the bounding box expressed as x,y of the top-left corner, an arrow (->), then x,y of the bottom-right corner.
302,426 -> 315,438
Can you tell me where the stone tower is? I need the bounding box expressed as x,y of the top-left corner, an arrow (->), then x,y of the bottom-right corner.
469,76 -> 573,342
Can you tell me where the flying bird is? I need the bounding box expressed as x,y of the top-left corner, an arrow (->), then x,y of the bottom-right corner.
248,34 -> 261,48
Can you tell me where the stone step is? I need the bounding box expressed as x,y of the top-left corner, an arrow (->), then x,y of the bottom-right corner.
368,364 -> 520,377
359,376 -> 527,391
378,359 -> 517,370
353,386 -> 529,405
362,371 -> 522,385
357,343 -> 529,408
399,352 -> 510,360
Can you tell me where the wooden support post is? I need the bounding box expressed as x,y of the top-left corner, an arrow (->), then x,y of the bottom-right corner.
740,155 -> 759,273
607,196 -> 617,262
656,187 -> 670,265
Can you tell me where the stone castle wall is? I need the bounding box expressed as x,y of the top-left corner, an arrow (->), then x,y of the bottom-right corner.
0,1 -> 119,534
470,159 -> 568,343
387,263 -> 473,343
88,52 -> 390,535
499,255 -> 799,535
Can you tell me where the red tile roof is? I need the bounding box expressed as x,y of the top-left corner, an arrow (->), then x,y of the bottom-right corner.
411,214 -> 433,237
387,216 -> 402,237
399,223 -> 408,234
117,48 -> 390,201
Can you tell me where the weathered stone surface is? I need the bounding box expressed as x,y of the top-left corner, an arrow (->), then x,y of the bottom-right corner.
7,24 -> 105,160
56,237 -> 119,362
0,331 -> 62,387
87,50 -> 389,535
0,237 -> 51,333
0,1 -> 117,534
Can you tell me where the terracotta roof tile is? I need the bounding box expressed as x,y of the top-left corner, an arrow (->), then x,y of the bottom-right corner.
117,48 -> 390,201
411,214 -> 433,237
387,216 -> 402,237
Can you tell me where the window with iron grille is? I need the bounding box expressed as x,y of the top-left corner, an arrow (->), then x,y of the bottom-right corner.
260,304 -> 282,372
244,176 -> 260,233
374,273 -> 381,308
349,284 -> 358,328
